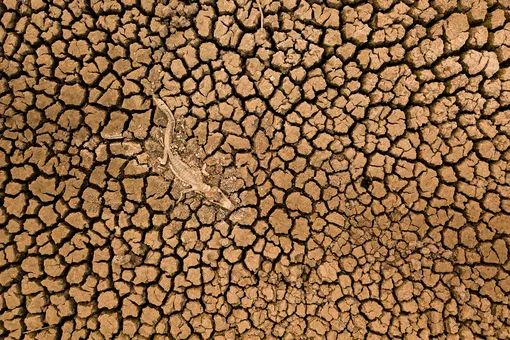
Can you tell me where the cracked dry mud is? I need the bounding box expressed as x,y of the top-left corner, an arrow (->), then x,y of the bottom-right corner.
0,0 -> 509,339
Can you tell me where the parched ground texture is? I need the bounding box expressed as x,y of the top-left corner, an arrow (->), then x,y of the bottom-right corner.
1,0 -> 510,339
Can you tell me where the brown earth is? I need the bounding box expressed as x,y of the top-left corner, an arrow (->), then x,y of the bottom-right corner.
1,0 -> 510,339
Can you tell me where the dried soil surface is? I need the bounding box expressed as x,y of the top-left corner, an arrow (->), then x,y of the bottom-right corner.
1,0 -> 510,339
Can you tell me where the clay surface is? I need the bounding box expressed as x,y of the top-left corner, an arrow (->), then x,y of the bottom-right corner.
0,0 -> 510,339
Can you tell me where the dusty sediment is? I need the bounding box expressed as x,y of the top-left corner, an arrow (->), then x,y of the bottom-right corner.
0,0 -> 509,339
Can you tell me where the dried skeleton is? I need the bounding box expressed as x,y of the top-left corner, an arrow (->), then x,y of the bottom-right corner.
153,95 -> 234,210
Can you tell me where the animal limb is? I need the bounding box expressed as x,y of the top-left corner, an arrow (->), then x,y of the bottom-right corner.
178,187 -> 196,202
201,163 -> 210,177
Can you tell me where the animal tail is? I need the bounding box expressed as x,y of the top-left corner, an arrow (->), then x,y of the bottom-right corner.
153,95 -> 176,165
